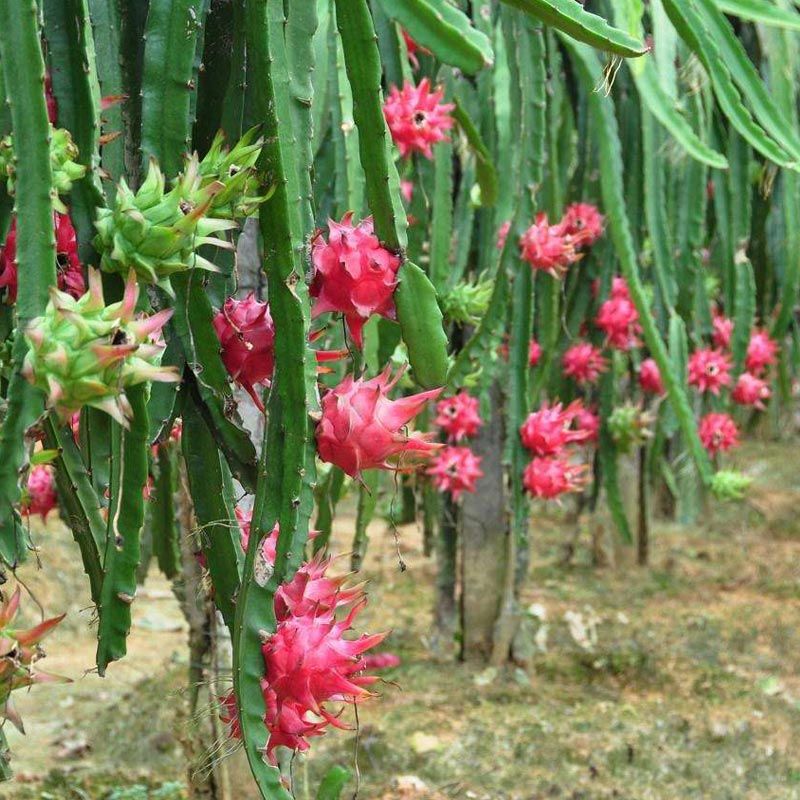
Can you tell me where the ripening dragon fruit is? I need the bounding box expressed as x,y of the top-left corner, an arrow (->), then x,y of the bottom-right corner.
22,269 -> 179,425
712,310 -> 733,349
310,214 -> 401,348
0,587 -> 68,733
523,456 -> 589,500
687,348 -> 732,396
698,412 -> 739,455
638,358 -> 664,395
561,342 -> 607,385
732,372 -> 771,410
221,549 -> 384,760
434,391 -> 482,442
20,466 -> 58,520
94,160 -> 236,293
260,602 -> 385,760
519,401 -> 592,456
595,291 -> 642,351
0,213 -> 85,304
427,445 -> 483,500
383,79 -> 455,160
213,294 -> 275,410
572,406 -> 600,443
560,202 -> 604,248
745,329 -> 778,375
529,339 -> 542,367
315,366 -> 441,478
519,213 -> 579,278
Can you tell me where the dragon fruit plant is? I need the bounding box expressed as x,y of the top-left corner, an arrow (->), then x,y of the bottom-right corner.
0,0 -> 795,796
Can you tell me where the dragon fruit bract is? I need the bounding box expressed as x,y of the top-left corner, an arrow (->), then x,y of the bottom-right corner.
0,587 -> 67,733
22,269 -> 179,425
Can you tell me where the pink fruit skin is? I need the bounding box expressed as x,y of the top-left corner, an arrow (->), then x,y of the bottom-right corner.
383,79 -> 454,160
310,214 -> 401,348
315,366 -> 441,478
427,445 -> 483,500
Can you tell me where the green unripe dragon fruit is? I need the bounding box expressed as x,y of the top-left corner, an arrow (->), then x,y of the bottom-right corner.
177,127 -> 269,219
0,127 -> 86,212
439,278 -> 494,326
608,402 -> 654,453
22,269 -> 179,426
710,470 -> 751,502
94,159 -> 236,294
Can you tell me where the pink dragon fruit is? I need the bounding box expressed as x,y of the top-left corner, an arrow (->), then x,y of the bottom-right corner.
561,342 -> 607,385
731,372 -> 771,410
712,310 -> 733,349
519,213 -> 579,278
434,391 -> 482,442
745,329 -> 778,375
0,214 -> 85,304
221,567 -> 384,761
310,214 -> 401,348
560,202 -> 604,248
427,445 -> 483,500
20,466 -> 58,520
698,412 -> 739,455
523,456 -> 589,500
687,348 -> 732,395
519,401 -> 592,456
496,220 -> 512,251
316,366 -> 441,478
361,652 -> 401,670
213,294 -> 275,410
383,78 -> 454,160
529,339 -> 542,367
260,603 -> 384,760
638,358 -> 665,395
573,406 -> 600,443
595,291 -> 642,350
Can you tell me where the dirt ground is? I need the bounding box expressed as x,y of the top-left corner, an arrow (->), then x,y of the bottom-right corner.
1,439 -> 799,800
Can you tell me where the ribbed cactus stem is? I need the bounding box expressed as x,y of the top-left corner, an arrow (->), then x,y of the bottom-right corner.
233,0 -> 314,795
0,0 -> 57,567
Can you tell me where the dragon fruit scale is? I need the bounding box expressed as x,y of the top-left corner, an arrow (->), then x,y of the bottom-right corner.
93,160 -> 236,294
22,269 -> 179,425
